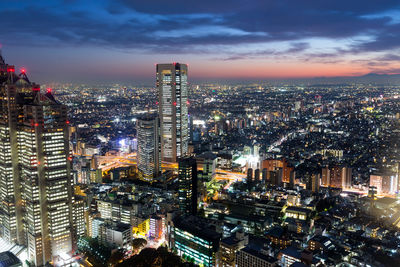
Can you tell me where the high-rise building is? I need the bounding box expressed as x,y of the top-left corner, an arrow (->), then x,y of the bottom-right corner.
0,54 -> 73,266
178,157 -> 198,215
196,152 -> 217,183
261,159 -> 294,184
321,167 -> 330,187
310,173 -> 320,193
136,113 -> 161,182
157,63 -> 189,162
149,214 -> 164,240
321,166 -> 352,189
370,173 -> 398,194
254,169 -> 260,181
72,196 -> 86,238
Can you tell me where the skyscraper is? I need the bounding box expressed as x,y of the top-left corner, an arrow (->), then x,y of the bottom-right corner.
0,54 -> 73,266
178,157 -> 198,215
136,113 -> 161,182
157,63 -> 189,162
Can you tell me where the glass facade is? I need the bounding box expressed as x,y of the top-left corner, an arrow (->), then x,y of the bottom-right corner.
137,114 -> 160,181
157,63 -> 189,162
174,228 -> 215,267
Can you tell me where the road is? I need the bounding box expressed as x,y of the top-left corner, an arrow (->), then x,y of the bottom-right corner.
75,152 -> 246,182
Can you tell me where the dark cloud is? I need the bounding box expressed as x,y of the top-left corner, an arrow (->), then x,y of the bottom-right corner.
118,0 -> 400,16
377,53 -> 400,61
0,0 -> 399,55
287,42 -> 310,53
217,42 -> 310,61
367,61 -> 390,66
353,27 -> 400,52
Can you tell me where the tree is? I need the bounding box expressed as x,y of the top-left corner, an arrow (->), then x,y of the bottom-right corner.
117,247 -> 196,267
132,238 -> 147,252
108,249 -> 125,266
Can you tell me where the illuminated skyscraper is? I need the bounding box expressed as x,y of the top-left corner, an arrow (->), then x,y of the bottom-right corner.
136,113 -> 161,181
178,157 -> 198,215
0,54 -> 73,266
157,63 -> 189,162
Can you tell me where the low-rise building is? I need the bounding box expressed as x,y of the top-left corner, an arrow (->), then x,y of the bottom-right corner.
236,246 -> 278,267
217,231 -> 248,267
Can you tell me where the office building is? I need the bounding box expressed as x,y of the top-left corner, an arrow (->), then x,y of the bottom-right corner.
0,252 -> 22,267
91,218 -> 105,239
73,196 -> 86,238
178,157 -> 198,215
196,152 -> 217,183
0,55 -> 73,266
157,63 -> 189,162
236,246 -> 277,267
149,214 -> 164,240
217,231 -> 248,267
96,198 -> 134,225
172,216 -> 221,267
98,221 -> 132,250
136,113 -> 161,181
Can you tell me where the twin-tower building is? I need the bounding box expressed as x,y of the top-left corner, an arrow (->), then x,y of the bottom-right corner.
0,54 -> 73,266
137,63 -> 189,181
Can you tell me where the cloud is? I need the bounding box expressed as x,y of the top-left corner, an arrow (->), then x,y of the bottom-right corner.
215,42 -> 310,61
0,0 -> 400,77
376,53 -> 400,61
0,1 -> 398,50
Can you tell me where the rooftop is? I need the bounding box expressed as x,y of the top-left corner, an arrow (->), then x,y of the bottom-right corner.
0,251 -> 22,267
240,246 -> 277,263
280,246 -> 302,259
285,206 -> 311,214
174,215 -> 221,243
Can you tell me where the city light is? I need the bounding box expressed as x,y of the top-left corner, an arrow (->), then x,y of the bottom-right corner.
2,1 -> 400,266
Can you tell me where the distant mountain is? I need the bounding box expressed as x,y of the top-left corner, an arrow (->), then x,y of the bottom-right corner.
360,72 -> 400,78
291,72 -> 400,85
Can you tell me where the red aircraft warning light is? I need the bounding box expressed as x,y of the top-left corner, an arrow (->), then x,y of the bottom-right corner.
173,102 -> 177,106
47,88 -> 52,93
7,66 -> 15,73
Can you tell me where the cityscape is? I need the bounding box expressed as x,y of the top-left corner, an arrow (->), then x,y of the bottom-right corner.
1,1 -> 400,267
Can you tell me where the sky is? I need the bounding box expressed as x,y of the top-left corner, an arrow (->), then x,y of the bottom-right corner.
1,0 -> 400,83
